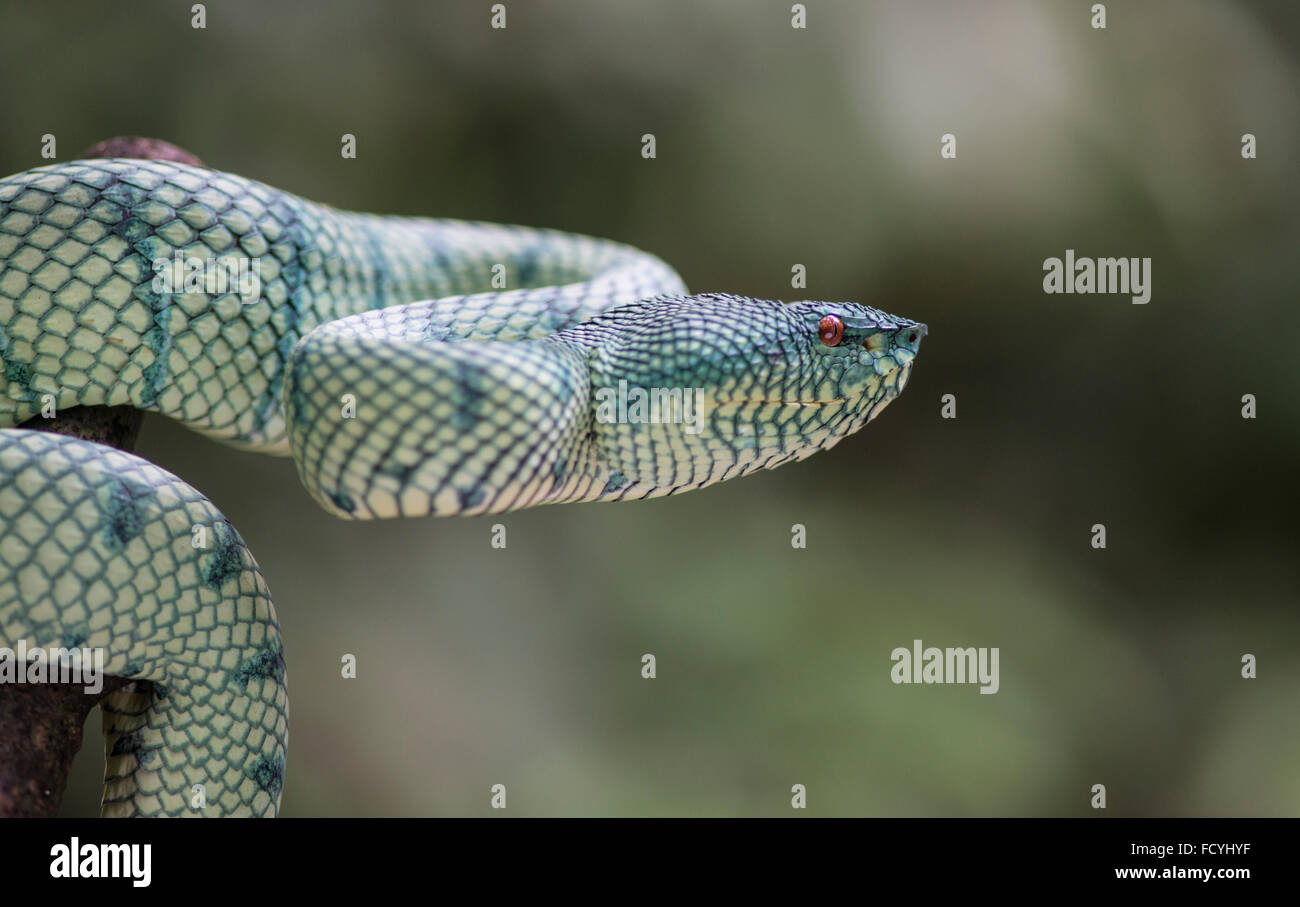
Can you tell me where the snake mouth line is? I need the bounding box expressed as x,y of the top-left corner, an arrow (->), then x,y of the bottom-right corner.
719,382 -> 908,408
713,360 -> 916,408
716,398 -> 852,406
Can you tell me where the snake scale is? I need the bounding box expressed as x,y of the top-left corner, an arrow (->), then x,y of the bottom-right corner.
0,155 -> 924,816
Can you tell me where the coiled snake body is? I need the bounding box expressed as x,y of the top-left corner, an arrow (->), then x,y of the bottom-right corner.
0,157 -> 924,815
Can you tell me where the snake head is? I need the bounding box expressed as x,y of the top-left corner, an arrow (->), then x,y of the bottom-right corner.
782,298 -> 927,406
568,293 -> 926,497
658,294 -> 924,409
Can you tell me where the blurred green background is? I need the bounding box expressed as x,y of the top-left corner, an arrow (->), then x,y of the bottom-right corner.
1,0 -> 1294,816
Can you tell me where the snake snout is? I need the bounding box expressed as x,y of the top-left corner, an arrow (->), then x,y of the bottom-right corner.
896,323 -> 927,352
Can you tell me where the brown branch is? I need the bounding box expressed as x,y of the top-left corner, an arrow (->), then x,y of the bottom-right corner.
0,137 -> 201,817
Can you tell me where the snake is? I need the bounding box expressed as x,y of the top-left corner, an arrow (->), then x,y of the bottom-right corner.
0,155 -> 925,816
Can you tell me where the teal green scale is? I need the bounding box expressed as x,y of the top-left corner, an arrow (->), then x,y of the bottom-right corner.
0,430 -> 285,816
0,159 -> 684,449
0,158 -> 924,815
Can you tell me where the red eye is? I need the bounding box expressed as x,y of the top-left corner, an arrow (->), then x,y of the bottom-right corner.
818,314 -> 844,346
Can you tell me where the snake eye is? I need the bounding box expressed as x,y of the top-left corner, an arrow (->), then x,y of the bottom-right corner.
818,314 -> 844,347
